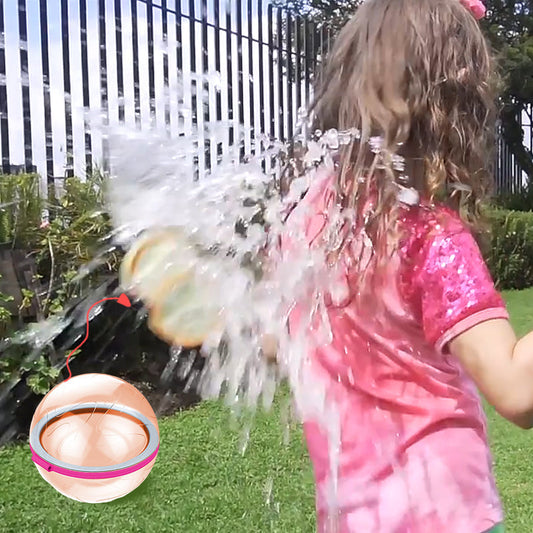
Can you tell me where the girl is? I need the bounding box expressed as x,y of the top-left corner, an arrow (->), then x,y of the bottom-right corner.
266,0 -> 524,531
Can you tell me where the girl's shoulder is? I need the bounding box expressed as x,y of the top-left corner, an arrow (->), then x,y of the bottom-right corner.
398,202 -> 467,253
396,203 -> 473,300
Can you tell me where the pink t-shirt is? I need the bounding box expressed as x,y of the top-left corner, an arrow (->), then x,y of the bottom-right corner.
284,174 -> 507,532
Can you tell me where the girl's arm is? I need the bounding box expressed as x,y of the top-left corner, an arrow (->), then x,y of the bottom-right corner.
450,319 -> 533,429
410,215 -> 533,429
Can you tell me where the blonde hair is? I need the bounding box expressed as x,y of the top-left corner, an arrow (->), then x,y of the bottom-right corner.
309,0 -> 499,270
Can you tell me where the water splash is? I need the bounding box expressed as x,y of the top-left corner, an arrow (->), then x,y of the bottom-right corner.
3,73 -> 412,525
102,114 -> 351,521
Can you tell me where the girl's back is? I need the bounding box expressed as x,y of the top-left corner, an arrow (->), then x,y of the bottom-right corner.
286,172 -> 506,531
268,0 -> 529,531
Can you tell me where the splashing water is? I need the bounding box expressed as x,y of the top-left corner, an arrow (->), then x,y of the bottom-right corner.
2,73 -> 412,526
103,115 -> 356,521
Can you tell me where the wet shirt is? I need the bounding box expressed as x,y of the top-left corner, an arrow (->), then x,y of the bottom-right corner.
284,173 -> 507,533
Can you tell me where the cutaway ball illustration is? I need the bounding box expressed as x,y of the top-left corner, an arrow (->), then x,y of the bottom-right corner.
29,373 -> 159,503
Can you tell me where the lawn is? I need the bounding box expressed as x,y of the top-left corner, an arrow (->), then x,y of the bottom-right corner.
1,289 -> 533,532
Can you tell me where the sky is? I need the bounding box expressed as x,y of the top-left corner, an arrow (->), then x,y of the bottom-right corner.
1,0 -> 303,184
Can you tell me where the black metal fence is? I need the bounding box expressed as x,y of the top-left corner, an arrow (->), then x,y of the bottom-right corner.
0,0 -> 530,193
495,109 -> 533,195
0,0 -> 333,187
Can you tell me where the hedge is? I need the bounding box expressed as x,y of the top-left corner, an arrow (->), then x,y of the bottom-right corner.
486,208 -> 533,290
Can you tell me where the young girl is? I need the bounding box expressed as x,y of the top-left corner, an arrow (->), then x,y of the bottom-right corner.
265,0 -> 526,531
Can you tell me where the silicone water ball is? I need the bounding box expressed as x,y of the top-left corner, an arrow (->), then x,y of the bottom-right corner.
29,373 -> 159,503
120,227 -> 222,347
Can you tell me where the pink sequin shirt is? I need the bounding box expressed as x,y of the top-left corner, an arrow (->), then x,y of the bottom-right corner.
283,173 -> 507,532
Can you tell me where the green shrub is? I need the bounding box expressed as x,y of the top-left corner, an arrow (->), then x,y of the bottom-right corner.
0,170 -> 122,395
492,186 -> 533,213
485,208 -> 533,290
36,170 -> 122,315
0,173 -> 43,246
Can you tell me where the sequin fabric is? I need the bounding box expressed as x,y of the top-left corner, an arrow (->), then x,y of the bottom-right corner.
284,173 -> 507,533
398,204 -> 508,352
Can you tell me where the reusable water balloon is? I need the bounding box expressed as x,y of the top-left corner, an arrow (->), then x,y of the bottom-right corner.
120,227 -> 222,347
29,374 -> 159,503
120,227 -> 196,303
148,273 -> 222,348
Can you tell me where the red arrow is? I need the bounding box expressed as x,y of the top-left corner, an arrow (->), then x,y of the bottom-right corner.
65,294 -> 131,380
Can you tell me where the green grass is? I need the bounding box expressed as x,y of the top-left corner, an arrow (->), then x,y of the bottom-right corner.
0,399 -> 314,533
2,289 -> 533,532
487,288 -> 533,532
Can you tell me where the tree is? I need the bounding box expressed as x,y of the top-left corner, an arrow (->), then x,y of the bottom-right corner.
483,1 -> 533,182
276,0 -> 533,185
279,0 -> 362,28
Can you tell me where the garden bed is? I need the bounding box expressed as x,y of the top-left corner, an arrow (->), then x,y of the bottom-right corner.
0,275 -> 206,445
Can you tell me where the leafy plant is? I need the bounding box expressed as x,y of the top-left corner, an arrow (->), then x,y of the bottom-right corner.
0,349 -> 61,395
22,356 -> 61,395
0,173 -> 43,247
0,276 -> 14,337
0,170 -> 122,397
485,208 -> 533,289
492,185 -> 533,212
35,170 -> 122,315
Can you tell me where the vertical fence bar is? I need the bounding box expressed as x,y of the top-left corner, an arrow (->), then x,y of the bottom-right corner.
226,2 -> 233,147
175,0 -> 182,73
174,0 -> 183,142
0,0 -> 9,173
162,0 -> 170,130
188,0 -> 199,176
115,0 -> 125,123
502,141 -> 507,193
494,124 -> 501,193
528,109 -> 533,191
517,110 -> 524,192
267,4 -> 275,140
146,0 -> 156,121
79,0 -> 92,173
214,0 -> 222,160
246,0 -> 255,154
301,16 -> 307,111
236,0 -> 244,157
306,18 -> 312,98
189,0 -> 197,124
18,0 -> 33,172
319,24 -> 325,88
499,124 -> 505,194
276,8 -> 284,141
286,12 -> 294,140
529,106 -> 533,155
504,143 -> 509,194
295,15 -> 302,117
257,0 -> 265,139
304,18 -> 312,110
214,0 -> 222,123
98,0 -> 109,171
505,143 -> 511,193
200,0 -> 209,171
61,0 -> 73,177
131,0 -> 141,125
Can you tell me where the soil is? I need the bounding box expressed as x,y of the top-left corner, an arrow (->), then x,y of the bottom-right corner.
125,379 -> 202,418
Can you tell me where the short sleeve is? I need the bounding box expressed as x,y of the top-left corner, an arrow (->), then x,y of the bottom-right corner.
416,226 -> 509,353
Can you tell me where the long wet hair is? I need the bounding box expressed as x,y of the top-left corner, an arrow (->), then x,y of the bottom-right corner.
307,0 -> 499,272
